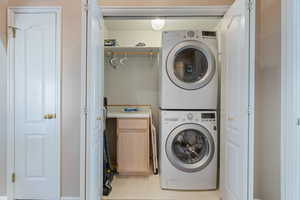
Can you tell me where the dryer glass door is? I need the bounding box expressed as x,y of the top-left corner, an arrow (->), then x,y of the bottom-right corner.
167,41 -> 216,90
174,48 -> 208,83
166,124 -> 215,173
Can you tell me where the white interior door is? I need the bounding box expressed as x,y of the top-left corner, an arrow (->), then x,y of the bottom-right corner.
85,1 -> 104,200
219,0 -> 255,200
8,8 -> 61,200
281,1 -> 300,199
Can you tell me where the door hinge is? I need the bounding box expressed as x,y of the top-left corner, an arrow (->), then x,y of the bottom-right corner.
84,107 -> 88,117
248,105 -> 253,116
248,0 -> 254,12
297,118 -> 300,126
83,3 -> 88,11
11,173 -> 16,183
8,26 -> 19,38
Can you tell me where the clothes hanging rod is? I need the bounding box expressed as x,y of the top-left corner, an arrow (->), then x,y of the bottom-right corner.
106,51 -> 159,55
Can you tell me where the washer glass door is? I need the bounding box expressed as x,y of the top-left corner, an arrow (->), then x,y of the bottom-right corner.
167,41 -> 216,90
166,124 -> 215,173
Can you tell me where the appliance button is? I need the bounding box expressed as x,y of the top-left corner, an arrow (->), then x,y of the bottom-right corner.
187,31 -> 195,38
187,113 -> 194,120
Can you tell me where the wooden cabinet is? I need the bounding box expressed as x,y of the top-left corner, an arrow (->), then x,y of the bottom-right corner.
117,118 -> 150,175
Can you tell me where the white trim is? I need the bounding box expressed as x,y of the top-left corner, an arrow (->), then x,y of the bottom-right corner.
0,196 -> 80,200
248,1 -> 256,200
6,7 -> 62,200
101,5 -> 230,17
80,1 -> 88,200
61,197 -> 80,200
81,4 -> 257,200
281,1 -> 300,200
0,6 -> 7,200
6,8 -> 15,200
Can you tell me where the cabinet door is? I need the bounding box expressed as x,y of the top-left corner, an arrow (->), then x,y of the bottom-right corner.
117,129 -> 149,174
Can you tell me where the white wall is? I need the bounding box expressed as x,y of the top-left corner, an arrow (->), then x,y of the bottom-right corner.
103,25 -> 160,124
254,0 -> 281,199
104,29 -> 161,120
104,56 -> 160,125
104,18 -> 220,48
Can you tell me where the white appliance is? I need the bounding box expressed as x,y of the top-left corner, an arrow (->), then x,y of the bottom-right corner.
159,30 -> 218,110
159,110 -> 218,190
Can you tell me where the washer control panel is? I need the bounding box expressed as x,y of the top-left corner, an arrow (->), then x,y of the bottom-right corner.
201,112 -> 216,122
162,111 -> 217,124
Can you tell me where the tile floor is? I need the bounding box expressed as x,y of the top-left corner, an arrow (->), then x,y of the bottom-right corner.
102,175 -> 220,200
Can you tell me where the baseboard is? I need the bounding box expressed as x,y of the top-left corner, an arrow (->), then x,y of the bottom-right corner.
0,196 -> 79,200
61,197 -> 80,200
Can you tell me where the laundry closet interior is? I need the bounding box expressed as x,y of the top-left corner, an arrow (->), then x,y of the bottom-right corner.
99,1 -> 253,198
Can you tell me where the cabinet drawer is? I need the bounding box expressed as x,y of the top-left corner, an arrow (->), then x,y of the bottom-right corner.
117,118 -> 148,130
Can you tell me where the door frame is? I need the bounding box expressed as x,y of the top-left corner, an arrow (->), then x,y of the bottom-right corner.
80,2 -> 256,200
248,1 -> 256,200
80,1 -> 105,200
6,7 -> 62,200
281,1 -> 300,200
80,1 -> 88,200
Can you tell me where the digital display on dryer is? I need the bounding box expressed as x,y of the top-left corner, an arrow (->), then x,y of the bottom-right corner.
202,113 -> 216,119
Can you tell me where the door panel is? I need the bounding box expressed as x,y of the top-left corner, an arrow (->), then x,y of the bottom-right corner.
13,11 -> 60,199
219,0 -> 254,200
85,2 -> 104,200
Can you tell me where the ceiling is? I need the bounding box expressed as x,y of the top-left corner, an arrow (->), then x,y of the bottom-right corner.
104,18 -> 221,31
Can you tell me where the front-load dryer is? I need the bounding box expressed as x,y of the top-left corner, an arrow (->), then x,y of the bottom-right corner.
159,110 -> 218,190
159,30 -> 218,110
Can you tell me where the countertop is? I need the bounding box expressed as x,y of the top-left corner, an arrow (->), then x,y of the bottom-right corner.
107,106 -> 151,119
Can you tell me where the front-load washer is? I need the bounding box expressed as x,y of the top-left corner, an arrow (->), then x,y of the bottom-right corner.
159,30 -> 218,110
159,110 -> 218,190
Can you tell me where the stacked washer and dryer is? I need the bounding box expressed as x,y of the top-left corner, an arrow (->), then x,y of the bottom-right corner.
159,30 -> 219,190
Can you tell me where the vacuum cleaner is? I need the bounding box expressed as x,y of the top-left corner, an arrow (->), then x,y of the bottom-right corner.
103,97 -> 115,196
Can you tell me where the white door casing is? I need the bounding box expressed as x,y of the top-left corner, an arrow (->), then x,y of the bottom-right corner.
281,0 -> 300,200
219,0 -> 255,200
78,2 -> 256,200
85,1 -> 105,200
7,7 -> 61,200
